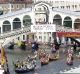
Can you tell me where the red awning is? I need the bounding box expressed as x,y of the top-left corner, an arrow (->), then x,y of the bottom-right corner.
57,32 -> 80,37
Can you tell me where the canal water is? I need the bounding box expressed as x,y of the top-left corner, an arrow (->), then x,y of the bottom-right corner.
5,45 -> 80,74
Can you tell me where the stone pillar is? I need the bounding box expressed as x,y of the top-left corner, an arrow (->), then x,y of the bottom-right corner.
21,19 -> 24,28
72,19 -> 75,32
48,12 -> 53,24
31,9 -> 35,25
42,32 -> 45,43
11,22 -> 13,31
1,26 -> 3,33
62,37 -> 65,44
62,17 -> 64,26
46,33 -> 49,42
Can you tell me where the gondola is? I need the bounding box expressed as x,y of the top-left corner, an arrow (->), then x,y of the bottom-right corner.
14,64 -> 34,73
66,57 -> 73,66
40,55 -> 49,65
49,53 -> 59,61
38,49 -> 46,59
66,56 -> 73,66
13,59 -> 35,73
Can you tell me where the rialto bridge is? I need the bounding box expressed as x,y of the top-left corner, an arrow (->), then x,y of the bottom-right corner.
0,1 -> 80,45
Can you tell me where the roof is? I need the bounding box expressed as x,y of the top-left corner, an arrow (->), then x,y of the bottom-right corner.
0,0 -> 33,4
53,8 -> 80,17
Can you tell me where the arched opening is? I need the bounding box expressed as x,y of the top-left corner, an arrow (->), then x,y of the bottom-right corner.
35,4 -> 49,24
3,21 -> 11,32
74,19 -> 80,29
63,16 -> 72,28
23,15 -> 31,26
53,14 -> 62,25
13,18 -> 21,29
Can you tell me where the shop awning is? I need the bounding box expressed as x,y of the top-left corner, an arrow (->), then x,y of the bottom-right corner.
57,32 -> 80,37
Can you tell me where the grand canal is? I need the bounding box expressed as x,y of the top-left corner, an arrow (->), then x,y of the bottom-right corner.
5,45 -> 80,74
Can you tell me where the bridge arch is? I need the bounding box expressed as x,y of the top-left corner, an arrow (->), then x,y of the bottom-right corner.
23,15 -> 31,26
74,18 -> 80,29
35,2 -> 49,24
13,18 -> 21,29
2,20 -> 11,32
63,16 -> 72,28
53,14 -> 62,25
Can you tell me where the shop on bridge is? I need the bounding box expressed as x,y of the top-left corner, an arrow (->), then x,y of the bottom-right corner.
56,32 -> 80,44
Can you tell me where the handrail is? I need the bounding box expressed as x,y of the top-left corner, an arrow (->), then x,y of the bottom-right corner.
56,25 -> 80,32
0,25 -> 31,39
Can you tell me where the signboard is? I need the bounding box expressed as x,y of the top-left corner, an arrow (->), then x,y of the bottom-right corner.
31,25 -> 56,32
57,32 -> 80,37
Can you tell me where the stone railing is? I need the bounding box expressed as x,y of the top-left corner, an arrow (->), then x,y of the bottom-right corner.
56,25 -> 80,32
0,25 -> 31,39
0,25 -> 79,39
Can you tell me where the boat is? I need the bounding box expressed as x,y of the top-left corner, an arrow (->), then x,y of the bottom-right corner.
66,56 -> 73,66
14,63 -> 35,73
13,59 -> 35,73
49,53 -> 59,61
66,53 -> 73,66
38,49 -> 46,59
40,55 -> 49,65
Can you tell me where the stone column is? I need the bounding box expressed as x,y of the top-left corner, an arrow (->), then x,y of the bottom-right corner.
1,25 -> 3,34
62,37 -> 65,44
62,17 -> 64,26
72,19 -> 75,32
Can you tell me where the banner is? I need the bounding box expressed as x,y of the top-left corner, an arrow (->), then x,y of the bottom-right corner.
31,25 -> 56,32
57,32 -> 80,37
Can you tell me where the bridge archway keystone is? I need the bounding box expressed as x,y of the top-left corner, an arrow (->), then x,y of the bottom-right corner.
34,2 -> 50,24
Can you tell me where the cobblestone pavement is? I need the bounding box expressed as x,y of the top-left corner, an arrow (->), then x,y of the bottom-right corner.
5,44 -> 80,74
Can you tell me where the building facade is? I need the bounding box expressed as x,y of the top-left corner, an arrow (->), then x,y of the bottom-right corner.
0,0 -> 33,14
0,1 -> 80,44
34,0 -> 80,12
